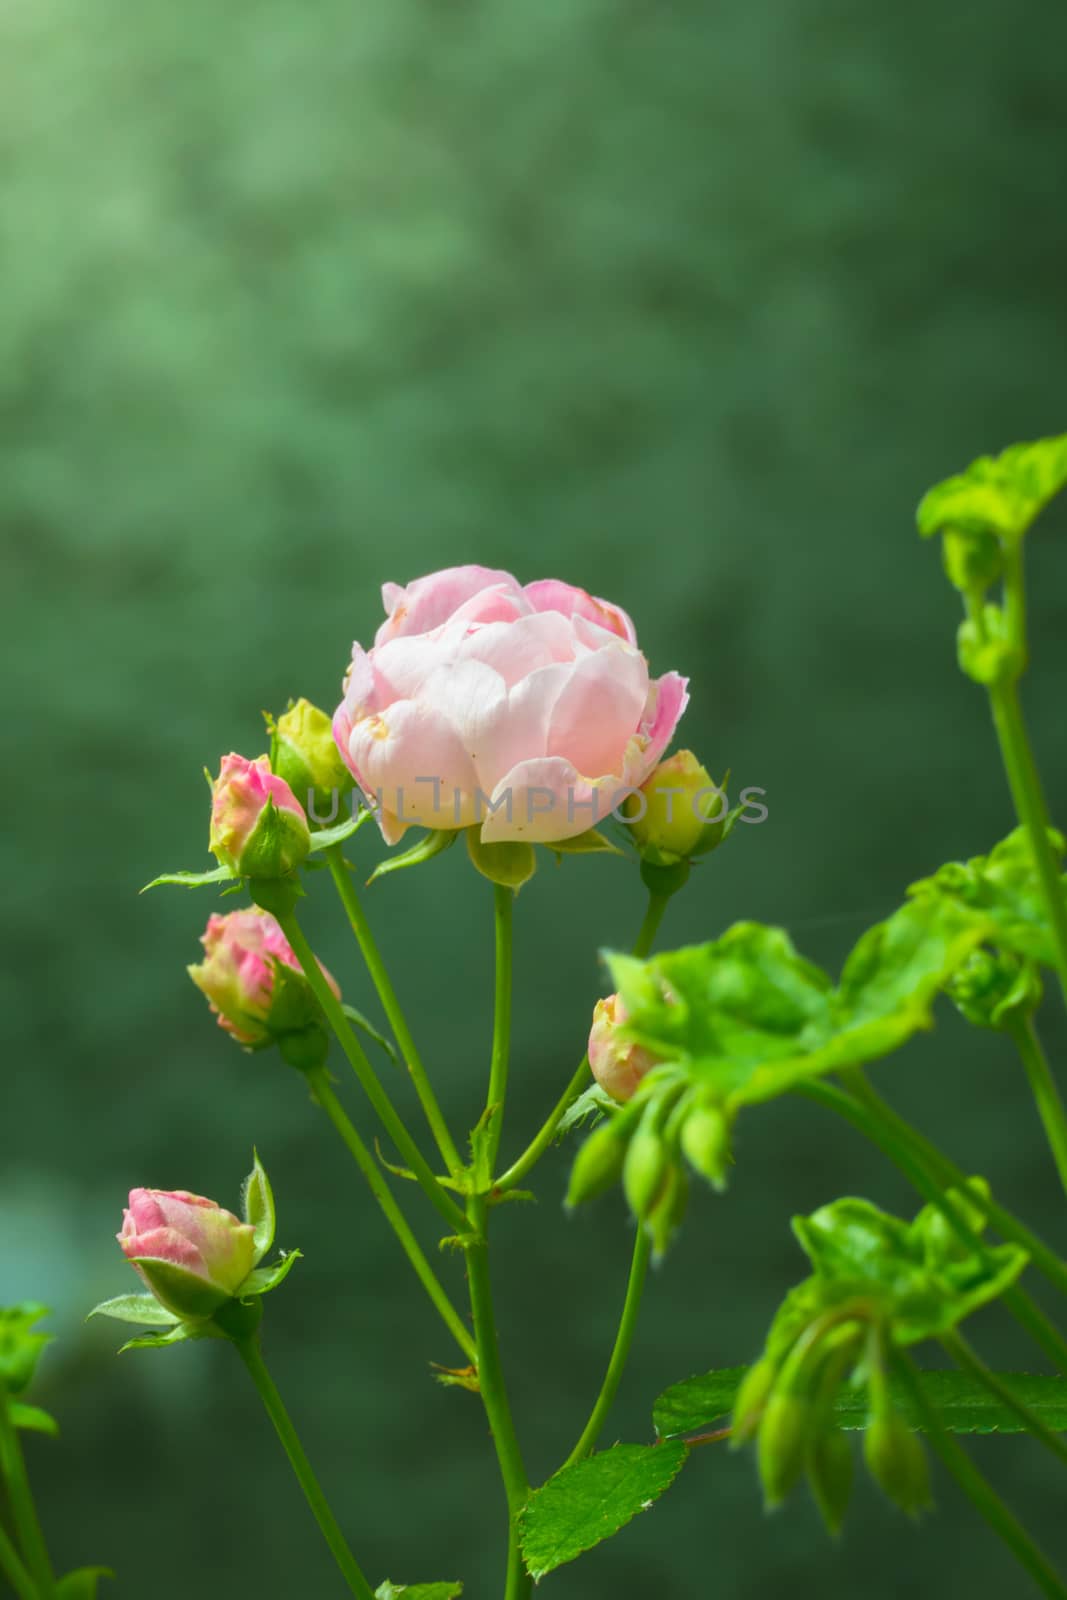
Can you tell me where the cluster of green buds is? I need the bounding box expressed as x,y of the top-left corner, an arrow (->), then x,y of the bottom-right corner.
733,1307 -> 930,1533
567,1065 -> 734,1257
947,946 -> 1042,1030
621,750 -> 734,897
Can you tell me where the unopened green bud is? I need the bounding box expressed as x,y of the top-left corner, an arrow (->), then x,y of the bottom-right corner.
947,948 -> 1041,1030
941,526 -> 1003,595
646,1161 -> 689,1259
270,699 -> 354,822
623,751 -> 726,860
807,1428 -> 854,1537
623,1122 -> 670,1221
730,1357 -> 778,1447
956,607 -> 1024,687
758,1391 -> 812,1509
566,1121 -> 627,1208
863,1412 -> 932,1517
680,1102 -> 732,1190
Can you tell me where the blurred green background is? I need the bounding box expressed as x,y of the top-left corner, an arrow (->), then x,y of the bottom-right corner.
3,0 -> 1067,1594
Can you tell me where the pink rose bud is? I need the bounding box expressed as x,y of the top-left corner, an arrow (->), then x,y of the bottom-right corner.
209,753 -> 311,878
118,1189 -> 257,1319
333,565 -> 688,846
588,993 -> 664,1102
188,908 -> 339,1068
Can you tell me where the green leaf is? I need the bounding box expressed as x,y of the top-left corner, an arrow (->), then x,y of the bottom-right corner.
555,1083 -> 616,1140
237,1249 -> 302,1298
308,809 -> 373,852
242,1150 -> 276,1263
791,1192 -> 1028,1345
549,828 -> 624,857
917,433 -> 1067,544
10,1402 -> 59,1437
87,1295 -> 178,1328
55,1567 -> 114,1599
518,1442 -> 689,1579
654,1366 -> 1067,1440
374,1583 -> 463,1598
606,899 -> 991,1123
366,829 -> 458,885
0,1304 -> 53,1395
909,825 -> 1067,970
140,864 -> 238,892
465,830 -> 536,891
341,1004 -> 399,1064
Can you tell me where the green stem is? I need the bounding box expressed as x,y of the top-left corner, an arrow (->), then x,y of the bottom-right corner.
465,1194 -> 530,1600
846,1071 -> 1067,1301
1005,1013 -> 1067,1201
0,1390 -> 53,1596
325,845 -> 464,1177
236,1338 -> 375,1600
278,912 -> 466,1232
894,1353 -> 1067,1600
0,1522 -> 37,1600
799,1078 -> 1067,1373
307,1068 -> 476,1364
494,889 -> 671,1192
563,1227 -> 652,1467
632,891 -> 670,959
485,887 -> 514,1174
987,675 -> 1067,1014
941,1329 -> 1067,1472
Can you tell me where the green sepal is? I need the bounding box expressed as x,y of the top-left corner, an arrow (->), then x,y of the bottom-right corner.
248,874 -> 304,918
465,830 -> 536,891
956,607 -> 1023,686
308,809 -> 373,852
140,864 -> 238,893
10,1402 -> 59,1437
367,829 -> 458,885
87,1295 -> 179,1327
548,829 -> 624,858
0,1304 -> 53,1395
555,1083 -> 616,1141
638,855 -> 691,898
236,1249 -> 302,1298
342,1005 -> 399,1064
375,1583 -> 463,1599
125,1259 -> 230,1321
758,1390 -> 812,1508
228,793 -> 311,880
565,1119 -> 629,1207
242,1151 -> 276,1263
55,1567 -> 114,1598
118,1321 -> 208,1355
917,432 -> 1067,546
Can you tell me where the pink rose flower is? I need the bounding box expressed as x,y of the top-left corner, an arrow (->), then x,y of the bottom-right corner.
188,908 -> 339,1047
209,753 -> 311,877
333,565 -> 688,845
118,1189 -> 257,1318
588,993 -> 664,1102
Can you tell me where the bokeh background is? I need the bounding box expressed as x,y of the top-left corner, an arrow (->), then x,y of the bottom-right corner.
3,0 -> 1067,1594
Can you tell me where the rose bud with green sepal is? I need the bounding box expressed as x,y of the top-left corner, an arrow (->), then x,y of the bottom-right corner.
757,1390 -> 814,1511
588,993 -> 667,1103
622,1103 -> 672,1221
188,907 -> 336,1070
92,1154 -> 300,1350
268,698 -> 354,823
118,1189 -> 258,1320
645,1158 -> 689,1260
209,753 -> 311,879
622,749 -> 727,861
